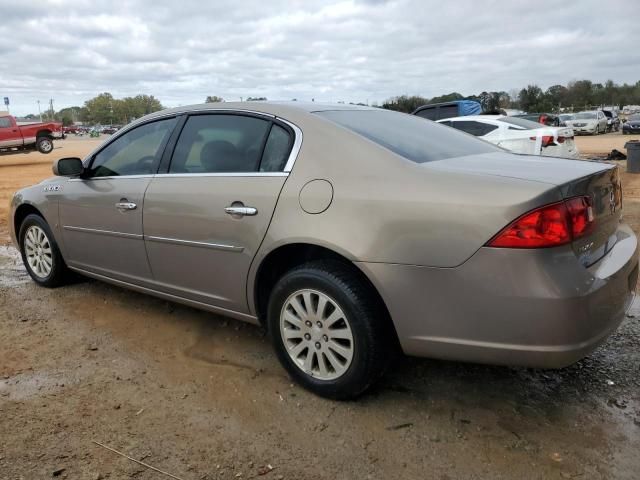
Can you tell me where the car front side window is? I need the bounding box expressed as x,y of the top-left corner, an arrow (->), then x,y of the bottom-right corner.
0,117 -> 11,128
86,117 -> 177,178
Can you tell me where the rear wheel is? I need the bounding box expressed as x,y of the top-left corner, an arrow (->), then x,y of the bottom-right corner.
267,260 -> 390,399
36,136 -> 53,154
19,214 -> 70,287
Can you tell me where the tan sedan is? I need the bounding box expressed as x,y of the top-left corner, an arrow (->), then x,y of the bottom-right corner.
9,102 -> 638,398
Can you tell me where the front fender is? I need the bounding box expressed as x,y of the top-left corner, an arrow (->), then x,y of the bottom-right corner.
9,179 -> 63,251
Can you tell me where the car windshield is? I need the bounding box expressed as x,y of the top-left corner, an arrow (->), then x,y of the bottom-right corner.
496,117 -> 542,130
574,112 -> 597,119
559,114 -> 573,121
628,114 -> 640,121
315,110 -> 500,163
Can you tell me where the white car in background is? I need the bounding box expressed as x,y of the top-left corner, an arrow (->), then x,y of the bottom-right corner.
564,111 -> 608,135
437,115 -> 579,158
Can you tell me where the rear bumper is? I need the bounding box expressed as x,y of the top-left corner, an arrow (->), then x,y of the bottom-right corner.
357,222 -> 638,368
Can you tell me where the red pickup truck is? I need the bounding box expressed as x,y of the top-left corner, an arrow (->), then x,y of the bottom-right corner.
0,112 -> 64,154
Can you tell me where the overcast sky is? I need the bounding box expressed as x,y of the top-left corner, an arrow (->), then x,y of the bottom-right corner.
1,0 -> 638,116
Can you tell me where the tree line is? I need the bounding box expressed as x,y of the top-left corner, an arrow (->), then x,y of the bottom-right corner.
25,92 -> 164,125
382,79 -> 640,114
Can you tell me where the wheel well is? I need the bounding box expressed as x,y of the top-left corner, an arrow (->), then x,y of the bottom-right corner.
254,243 -> 398,342
36,130 -> 52,139
14,204 -> 43,238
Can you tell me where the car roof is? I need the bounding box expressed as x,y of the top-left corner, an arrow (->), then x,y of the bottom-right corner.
153,101 -> 377,117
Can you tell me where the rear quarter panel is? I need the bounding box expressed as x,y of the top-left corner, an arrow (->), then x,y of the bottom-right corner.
248,112 -> 562,313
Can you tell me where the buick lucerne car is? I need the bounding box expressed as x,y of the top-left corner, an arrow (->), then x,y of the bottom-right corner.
9,102 -> 638,399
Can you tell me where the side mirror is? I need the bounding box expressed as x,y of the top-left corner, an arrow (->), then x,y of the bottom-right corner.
53,157 -> 84,176
622,119 -> 628,123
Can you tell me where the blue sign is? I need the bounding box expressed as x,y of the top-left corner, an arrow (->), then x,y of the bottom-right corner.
3,97 -> 8,106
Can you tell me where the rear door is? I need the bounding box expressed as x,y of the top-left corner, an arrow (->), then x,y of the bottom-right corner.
58,116 -> 177,283
0,116 -> 22,147
143,112 -> 298,313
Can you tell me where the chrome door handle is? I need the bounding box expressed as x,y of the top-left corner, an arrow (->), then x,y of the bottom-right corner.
225,206 -> 257,216
115,201 -> 137,211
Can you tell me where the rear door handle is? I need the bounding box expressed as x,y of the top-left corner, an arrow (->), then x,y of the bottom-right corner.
115,201 -> 137,211
225,206 -> 257,216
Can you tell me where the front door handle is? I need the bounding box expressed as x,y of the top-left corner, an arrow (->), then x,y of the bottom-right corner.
225,206 -> 258,216
115,201 -> 137,211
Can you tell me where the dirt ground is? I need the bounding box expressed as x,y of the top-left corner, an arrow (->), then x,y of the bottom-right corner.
1,132 -> 640,479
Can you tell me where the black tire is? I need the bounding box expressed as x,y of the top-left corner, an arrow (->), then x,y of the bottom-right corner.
36,136 -> 53,154
18,214 -> 70,287
267,260 -> 391,400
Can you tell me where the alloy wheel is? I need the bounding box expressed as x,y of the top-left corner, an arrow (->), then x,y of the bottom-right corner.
279,289 -> 354,381
24,225 -> 53,278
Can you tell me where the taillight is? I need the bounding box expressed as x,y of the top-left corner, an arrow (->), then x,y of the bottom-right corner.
530,135 -> 555,147
487,196 -> 594,248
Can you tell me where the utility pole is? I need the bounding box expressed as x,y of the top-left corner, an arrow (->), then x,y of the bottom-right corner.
37,100 -> 42,122
49,98 -> 54,120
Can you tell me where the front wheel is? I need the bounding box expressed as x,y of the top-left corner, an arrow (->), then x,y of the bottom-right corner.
267,261 -> 391,400
36,136 -> 53,154
19,214 -> 70,287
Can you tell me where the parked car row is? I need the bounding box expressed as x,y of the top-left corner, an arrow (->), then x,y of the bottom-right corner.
63,124 -> 122,136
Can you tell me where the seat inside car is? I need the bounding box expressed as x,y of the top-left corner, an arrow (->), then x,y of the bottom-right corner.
200,140 -> 252,172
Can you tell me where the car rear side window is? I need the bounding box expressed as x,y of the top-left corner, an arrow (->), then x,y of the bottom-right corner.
497,117 -> 541,130
316,110 -> 499,163
449,121 -> 498,137
169,114 -> 271,173
260,124 -> 292,172
87,117 -> 177,178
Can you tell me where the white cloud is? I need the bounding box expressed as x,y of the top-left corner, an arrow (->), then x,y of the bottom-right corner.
0,0 -> 638,115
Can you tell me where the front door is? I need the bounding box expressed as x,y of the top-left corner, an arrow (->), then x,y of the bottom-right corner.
143,113 -> 296,313
0,115 -> 22,148
58,116 -> 177,283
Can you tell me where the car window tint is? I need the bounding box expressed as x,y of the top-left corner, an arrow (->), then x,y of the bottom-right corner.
260,124 -> 292,172
316,110 -> 499,164
0,117 -> 11,128
415,109 -> 435,120
87,117 -> 176,178
497,117 -> 541,130
439,105 -> 459,120
450,121 -> 497,137
170,114 -> 271,173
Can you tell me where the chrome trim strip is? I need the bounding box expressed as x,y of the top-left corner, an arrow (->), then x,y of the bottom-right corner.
146,235 -> 244,252
155,172 -> 288,178
63,225 -> 143,239
278,117 -> 303,173
69,175 -> 155,181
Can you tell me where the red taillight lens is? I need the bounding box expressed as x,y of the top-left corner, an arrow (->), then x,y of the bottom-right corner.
565,196 -> 594,238
487,197 -> 594,248
530,135 -> 555,147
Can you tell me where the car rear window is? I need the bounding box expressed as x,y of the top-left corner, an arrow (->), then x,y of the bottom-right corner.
315,110 -> 500,163
496,117 -> 542,130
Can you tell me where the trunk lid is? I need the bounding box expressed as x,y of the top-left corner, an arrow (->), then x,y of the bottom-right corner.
562,164 -> 622,266
428,152 -> 621,265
